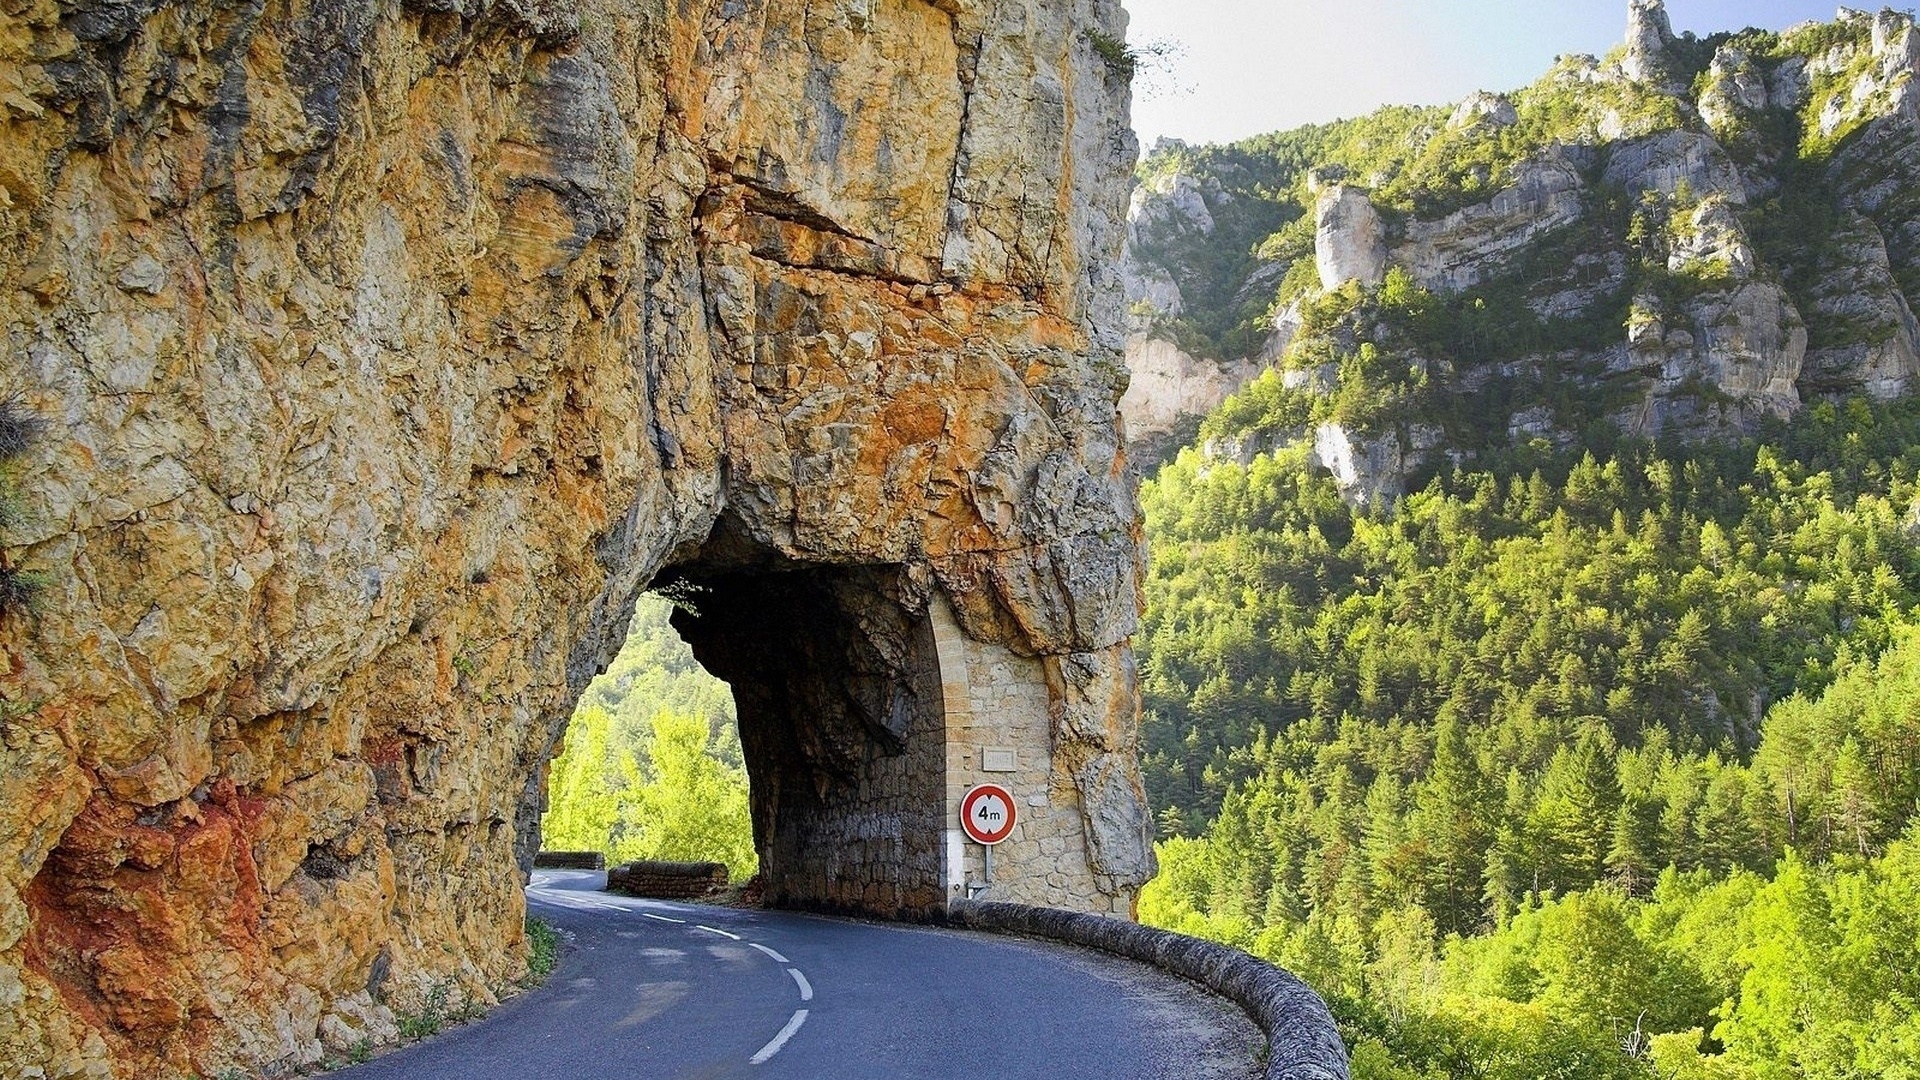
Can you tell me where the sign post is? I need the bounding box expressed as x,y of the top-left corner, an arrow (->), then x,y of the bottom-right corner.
959,783 -> 1017,890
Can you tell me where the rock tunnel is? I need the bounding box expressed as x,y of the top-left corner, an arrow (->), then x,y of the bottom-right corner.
659,551 -> 951,916
588,510 -> 1158,920
0,0 -> 1152,1073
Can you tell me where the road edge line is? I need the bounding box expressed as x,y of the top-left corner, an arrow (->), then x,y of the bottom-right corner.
748,1008 -> 809,1064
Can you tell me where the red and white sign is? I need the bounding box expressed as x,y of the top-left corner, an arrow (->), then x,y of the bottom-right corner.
960,783 -> 1018,846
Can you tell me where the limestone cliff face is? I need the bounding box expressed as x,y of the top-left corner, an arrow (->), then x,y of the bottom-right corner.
1119,337 -> 1262,454
1123,2 -> 1920,504
1622,0 -> 1679,87
0,0 -> 1147,1076
1314,185 -> 1387,290
1117,161 -> 1290,464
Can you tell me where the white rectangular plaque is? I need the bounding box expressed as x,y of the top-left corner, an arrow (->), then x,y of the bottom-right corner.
982,748 -> 1017,773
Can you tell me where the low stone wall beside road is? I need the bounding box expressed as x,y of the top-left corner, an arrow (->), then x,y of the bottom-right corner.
533,851 -> 607,871
946,901 -> 1349,1080
606,860 -> 730,899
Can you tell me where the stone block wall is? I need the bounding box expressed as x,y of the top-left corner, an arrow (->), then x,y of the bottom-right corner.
932,599 -> 1136,915
669,565 -> 953,919
606,860 -> 728,898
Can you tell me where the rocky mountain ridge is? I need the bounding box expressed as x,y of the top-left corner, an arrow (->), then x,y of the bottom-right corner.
1122,2 -> 1920,503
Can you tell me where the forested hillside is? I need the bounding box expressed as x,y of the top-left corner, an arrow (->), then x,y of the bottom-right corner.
1128,5 -> 1920,1076
1137,399 -> 1920,1078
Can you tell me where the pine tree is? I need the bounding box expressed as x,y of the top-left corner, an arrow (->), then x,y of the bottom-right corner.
1528,731 -> 1623,893
1604,801 -> 1659,897
1410,720 -> 1494,932
1831,737 -> 1880,857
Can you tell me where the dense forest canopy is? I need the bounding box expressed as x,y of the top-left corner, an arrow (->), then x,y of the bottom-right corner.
1137,395 -> 1920,1079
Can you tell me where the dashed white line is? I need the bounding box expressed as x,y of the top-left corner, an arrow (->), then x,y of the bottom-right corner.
749,1008 -> 809,1065
579,896 -> 817,1064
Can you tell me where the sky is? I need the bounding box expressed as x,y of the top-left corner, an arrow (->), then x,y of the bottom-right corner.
1123,0 -> 1871,148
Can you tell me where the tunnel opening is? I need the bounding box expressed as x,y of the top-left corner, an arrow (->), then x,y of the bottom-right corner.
542,518 -> 953,920
656,556 -> 950,919
540,594 -> 757,883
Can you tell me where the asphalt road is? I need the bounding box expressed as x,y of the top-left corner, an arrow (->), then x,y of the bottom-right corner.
335,869 -> 1260,1080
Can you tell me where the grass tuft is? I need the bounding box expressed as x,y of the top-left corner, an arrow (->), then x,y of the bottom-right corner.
525,917 -> 560,983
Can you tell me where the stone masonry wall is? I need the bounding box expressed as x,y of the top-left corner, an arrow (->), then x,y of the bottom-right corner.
670,565 -> 953,918
934,599 -> 1144,914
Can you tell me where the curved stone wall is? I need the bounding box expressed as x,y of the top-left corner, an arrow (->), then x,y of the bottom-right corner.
948,899 -> 1351,1080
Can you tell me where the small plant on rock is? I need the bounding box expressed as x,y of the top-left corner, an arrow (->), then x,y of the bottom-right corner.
0,395 -> 44,459
1082,30 -> 1184,95
396,982 -> 452,1041
1085,28 -> 1137,79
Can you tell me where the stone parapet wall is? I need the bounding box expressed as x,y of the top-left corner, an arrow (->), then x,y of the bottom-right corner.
948,900 -> 1351,1080
532,851 -> 606,871
606,861 -> 727,899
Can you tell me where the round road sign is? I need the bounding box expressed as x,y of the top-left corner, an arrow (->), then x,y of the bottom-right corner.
960,783 -> 1018,845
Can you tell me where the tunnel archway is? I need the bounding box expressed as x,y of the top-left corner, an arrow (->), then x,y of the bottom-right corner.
656,552 -> 950,917
543,508 -> 1158,923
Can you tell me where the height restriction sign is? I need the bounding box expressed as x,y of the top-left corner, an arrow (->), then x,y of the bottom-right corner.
960,783 -> 1017,845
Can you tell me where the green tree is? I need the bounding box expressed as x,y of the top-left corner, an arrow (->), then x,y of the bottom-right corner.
542,704 -> 622,853
614,711 -> 757,877
542,596 -> 757,879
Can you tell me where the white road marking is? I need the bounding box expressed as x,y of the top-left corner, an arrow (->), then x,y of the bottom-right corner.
642,913 -> 686,924
527,890 -> 624,913
749,943 -> 789,964
695,924 -> 742,941
749,1009 -> 809,1065
787,968 -> 813,1002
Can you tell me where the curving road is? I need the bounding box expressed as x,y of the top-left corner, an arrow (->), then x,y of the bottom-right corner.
336,870 -> 1260,1080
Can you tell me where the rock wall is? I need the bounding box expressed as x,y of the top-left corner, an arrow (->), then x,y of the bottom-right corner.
0,0 -> 1151,1075
1117,166 -> 1288,464
1119,337 -> 1263,456
1314,185 -> 1387,290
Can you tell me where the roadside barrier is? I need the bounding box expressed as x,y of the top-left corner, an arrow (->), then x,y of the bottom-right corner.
532,850 -> 606,870
947,900 -> 1349,1080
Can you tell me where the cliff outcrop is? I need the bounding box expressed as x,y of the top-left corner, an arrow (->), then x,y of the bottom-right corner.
0,0 -> 1146,1076
1122,2 -> 1920,500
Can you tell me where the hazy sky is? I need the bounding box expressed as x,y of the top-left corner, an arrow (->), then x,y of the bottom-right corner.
1124,1 -> 1867,147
